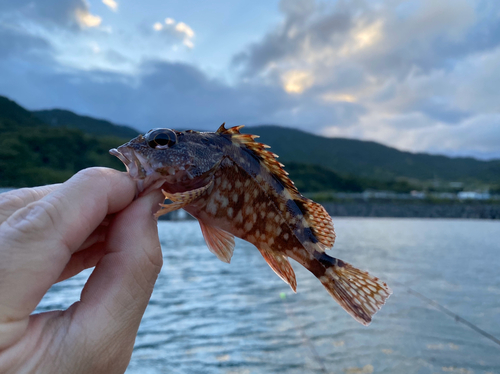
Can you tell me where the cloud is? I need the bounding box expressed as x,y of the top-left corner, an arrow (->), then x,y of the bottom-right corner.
0,0 -> 102,30
230,0 -> 500,158
152,17 -> 195,48
0,0 -> 500,160
281,70 -> 314,93
75,8 -> 102,28
0,26 -> 52,59
102,0 -> 118,12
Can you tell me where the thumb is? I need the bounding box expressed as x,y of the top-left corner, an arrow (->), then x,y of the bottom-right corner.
71,190 -> 164,363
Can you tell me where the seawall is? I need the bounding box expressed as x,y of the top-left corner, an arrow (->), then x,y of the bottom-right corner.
321,202 -> 500,219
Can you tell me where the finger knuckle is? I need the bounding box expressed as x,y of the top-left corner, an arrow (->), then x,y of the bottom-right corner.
76,167 -> 116,182
4,199 -> 62,241
0,191 -> 25,215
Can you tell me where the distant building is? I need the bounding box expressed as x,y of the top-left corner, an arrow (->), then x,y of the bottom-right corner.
457,191 -> 491,200
410,191 -> 426,199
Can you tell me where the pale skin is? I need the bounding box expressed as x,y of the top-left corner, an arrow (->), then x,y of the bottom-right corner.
0,167 -> 165,374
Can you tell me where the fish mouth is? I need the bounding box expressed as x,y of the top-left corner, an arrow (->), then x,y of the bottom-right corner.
109,148 -> 131,167
109,147 -> 145,179
109,146 -> 166,194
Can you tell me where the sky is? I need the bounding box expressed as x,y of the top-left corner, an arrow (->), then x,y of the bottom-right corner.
1,0 -> 500,159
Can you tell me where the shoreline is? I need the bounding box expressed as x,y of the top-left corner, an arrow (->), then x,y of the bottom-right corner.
321,201 -> 500,219
158,201 -> 500,220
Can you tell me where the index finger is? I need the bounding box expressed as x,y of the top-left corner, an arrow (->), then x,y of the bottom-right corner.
0,184 -> 61,225
0,167 -> 137,324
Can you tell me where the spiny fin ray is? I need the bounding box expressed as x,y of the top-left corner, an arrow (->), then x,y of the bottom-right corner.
154,180 -> 213,218
319,260 -> 392,325
300,198 -> 336,249
217,123 -> 245,135
199,221 -> 235,263
223,126 -> 300,197
258,246 -> 297,292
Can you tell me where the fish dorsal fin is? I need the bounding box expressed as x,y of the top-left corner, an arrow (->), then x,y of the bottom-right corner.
217,123 -> 245,135
295,198 -> 336,249
221,125 -> 334,248
258,246 -> 297,292
224,128 -> 300,195
199,221 -> 235,263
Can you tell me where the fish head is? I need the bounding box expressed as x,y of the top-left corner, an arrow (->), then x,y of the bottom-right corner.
110,128 -> 224,194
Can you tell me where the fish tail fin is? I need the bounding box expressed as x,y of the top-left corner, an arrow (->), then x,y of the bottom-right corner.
316,253 -> 392,325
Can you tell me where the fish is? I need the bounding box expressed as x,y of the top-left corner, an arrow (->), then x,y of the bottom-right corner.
110,124 -> 392,325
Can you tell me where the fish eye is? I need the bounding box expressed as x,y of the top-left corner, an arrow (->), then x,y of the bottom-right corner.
146,129 -> 177,149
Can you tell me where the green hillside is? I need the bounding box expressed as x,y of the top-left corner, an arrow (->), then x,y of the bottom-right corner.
2,95 -> 499,191
0,96 -> 46,130
34,109 -> 139,138
0,96 -> 126,187
249,125 -> 500,185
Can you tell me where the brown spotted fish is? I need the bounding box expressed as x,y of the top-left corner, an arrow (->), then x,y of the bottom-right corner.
110,124 -> 391,325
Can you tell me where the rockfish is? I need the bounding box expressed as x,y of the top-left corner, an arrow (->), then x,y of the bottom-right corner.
110,124 -> 391,325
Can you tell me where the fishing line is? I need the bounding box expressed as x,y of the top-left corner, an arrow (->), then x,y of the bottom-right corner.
388,277 -> 500,348
281,293 -> 330,374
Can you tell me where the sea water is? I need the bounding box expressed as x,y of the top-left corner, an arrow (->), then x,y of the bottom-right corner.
36,218 -> 500,373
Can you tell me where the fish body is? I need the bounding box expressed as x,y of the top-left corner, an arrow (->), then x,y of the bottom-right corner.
110,124 -> 391,325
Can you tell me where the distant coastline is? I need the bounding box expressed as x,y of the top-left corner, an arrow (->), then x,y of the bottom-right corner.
321,201 -> 500,219
159,199 -> 500,220
2,187 -> 498,220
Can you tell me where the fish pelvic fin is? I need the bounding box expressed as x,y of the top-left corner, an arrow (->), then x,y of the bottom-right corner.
258,246 -> 297,292
199,221 -> 235,263
316,253 -> 392,325
154,180 -> 213,218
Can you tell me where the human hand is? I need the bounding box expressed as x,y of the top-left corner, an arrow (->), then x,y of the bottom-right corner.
0,167 -> 164,374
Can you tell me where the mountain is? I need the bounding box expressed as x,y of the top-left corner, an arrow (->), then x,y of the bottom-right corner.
0,96 -> 46,130
1,94 -> 499,190
248,125 -> 500,185
0,96 -> 127,187
34,109 -> 139,138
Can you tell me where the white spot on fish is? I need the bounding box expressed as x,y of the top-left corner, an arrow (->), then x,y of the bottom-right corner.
227,207 -> 233,218
235,211 -> 243,223
207,200 -> 218,215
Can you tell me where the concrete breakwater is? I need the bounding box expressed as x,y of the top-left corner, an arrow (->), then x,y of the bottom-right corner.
321,201 -> 500,219
159,201 -> 500,220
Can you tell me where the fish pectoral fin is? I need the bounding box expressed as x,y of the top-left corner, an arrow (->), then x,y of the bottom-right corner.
199,221 -> 235,263
154,180 -> 213,218
154,201 -> 186,217
258,246 -> 297,292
